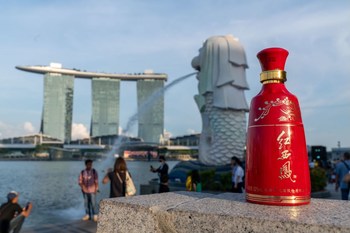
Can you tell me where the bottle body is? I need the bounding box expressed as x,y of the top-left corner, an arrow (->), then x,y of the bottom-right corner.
245,83 -> 311,206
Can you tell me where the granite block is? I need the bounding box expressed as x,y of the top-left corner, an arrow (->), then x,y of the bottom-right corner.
97,192 -> 350,233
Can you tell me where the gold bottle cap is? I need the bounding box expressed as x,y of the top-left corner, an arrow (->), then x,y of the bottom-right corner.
257,48 -> 288,84
260,69 -> 287,83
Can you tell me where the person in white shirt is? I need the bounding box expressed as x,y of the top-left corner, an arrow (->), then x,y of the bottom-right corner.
231,156 -> 244,193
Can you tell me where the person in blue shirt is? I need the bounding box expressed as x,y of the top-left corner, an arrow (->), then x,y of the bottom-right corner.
335,152 -> 350,200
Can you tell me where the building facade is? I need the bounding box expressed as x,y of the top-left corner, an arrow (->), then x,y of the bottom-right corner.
91,78 -> 120,137
137,79 -> 164,143
331,147 -> 350,161
41,73 -> 74,143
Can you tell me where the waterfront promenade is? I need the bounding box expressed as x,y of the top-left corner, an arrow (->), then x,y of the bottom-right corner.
22,220 -> 96,233
22,183 -> 341,233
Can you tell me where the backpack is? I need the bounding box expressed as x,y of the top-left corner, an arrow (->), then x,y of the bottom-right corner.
81,168 -> 97,178
80,169 -> 97,185
342,161 -> 350,184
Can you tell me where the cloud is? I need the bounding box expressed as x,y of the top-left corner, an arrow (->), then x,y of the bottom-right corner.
163,129 -> 173,140
71,123 -> 89,140
186,129 -> 199,135
23,122 -> 35,134
0,121 -> 37,139
0,121 -> 8,138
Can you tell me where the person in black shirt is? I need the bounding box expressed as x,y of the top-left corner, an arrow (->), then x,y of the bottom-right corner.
103,157 -> 128,198
150,156 -> 169,193
0,191 -> 32,233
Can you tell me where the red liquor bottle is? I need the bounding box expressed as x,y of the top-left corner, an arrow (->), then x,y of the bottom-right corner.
245,47 -> 311,206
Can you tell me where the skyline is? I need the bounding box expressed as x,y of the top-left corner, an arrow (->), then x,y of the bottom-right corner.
0,1 -> 349,150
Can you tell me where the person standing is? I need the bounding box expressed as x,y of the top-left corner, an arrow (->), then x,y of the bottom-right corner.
335,152 -> 350,200
186,170 -> 202,192
102,157 -> 128,198
78,159 -> 99,222
231,156 -> 244,193
191,170 -> 202,192
0,191 -> 33,233
150,156 -> 169,193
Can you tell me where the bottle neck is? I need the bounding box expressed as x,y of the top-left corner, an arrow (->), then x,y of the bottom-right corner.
260,70 -> 286,84
259,82 -> 287,93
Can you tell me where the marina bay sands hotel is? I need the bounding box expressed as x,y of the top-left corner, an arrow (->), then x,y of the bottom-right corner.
16,63 -> 167,144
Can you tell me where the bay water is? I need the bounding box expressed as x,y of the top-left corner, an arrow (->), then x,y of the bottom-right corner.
0,159 -> 179,228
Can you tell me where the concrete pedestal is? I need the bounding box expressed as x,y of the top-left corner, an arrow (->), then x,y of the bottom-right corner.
97,192 -> 350,233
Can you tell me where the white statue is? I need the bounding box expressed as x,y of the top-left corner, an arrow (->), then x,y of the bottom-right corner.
192,35 -> 249,165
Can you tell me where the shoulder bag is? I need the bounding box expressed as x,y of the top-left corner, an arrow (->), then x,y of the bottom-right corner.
117,171 -> 136,196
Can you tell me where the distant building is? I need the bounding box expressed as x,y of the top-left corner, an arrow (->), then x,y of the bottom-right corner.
0,133 -> 62,145
137,79 -> 165,143
331,147 -> 350,161
169,134 -> 200,146
16,63 -> 167,143
91,78 -> 120,137
41,66 -> 74,143
0,134 -> 142,160
0,134 -> 62,159
70,134 -> 142,146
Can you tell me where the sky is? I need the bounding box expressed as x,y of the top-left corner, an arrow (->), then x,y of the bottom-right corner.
0,0 -> 349,151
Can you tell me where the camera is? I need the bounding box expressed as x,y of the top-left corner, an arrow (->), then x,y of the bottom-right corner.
25,202 -> 31,211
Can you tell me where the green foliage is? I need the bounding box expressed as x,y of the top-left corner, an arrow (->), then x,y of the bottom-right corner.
310,167 -> 327,192
196,167 -> 327,193
199,169 -> 216,190
219,172 -> 232,191
199,170 -> 231,192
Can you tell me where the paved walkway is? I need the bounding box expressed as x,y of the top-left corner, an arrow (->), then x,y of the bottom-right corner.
22,220 -> 97,233
21,184 -> 343,233
323,182 -> 342,200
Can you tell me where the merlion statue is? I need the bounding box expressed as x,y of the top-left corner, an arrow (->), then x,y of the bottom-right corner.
192,35 -> 249,165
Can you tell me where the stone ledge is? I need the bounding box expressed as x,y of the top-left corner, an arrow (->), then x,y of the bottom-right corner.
97,192 -> 350,233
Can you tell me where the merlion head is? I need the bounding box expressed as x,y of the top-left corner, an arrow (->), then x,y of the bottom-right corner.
192,35 -> 249,94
